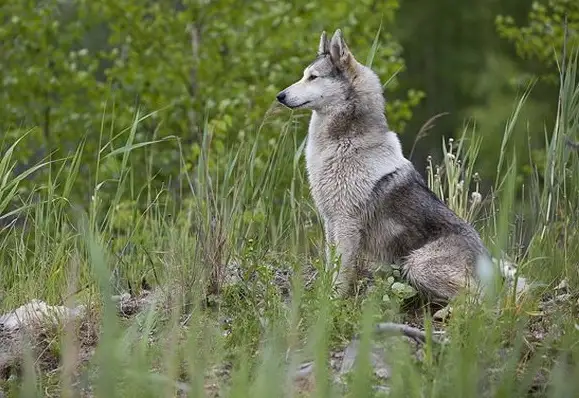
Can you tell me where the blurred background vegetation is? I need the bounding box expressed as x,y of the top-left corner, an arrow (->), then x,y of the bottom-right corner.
1,0 -> 577,212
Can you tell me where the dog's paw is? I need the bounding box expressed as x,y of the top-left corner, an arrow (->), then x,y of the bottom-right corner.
331,270 -> 356,299
332,282 -> 350,299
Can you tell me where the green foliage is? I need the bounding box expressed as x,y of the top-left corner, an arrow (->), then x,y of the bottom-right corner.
489,1 -> 579,196
1,3 -> 101,163
497,0 -> 579,69
0,0 -> 421,207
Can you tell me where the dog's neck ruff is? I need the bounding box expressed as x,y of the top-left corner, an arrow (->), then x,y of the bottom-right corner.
312,106 -> 388,140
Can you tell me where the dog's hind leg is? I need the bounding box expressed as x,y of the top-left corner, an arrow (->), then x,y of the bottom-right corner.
401,235 -> 482,303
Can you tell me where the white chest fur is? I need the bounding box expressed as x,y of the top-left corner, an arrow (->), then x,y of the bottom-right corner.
305,112 -> 407,221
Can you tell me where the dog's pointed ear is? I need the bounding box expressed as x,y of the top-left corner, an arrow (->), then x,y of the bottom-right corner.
329,29 -> 353,68
318,31 -> 329,55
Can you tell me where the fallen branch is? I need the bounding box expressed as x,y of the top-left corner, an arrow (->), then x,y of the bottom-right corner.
374,322 -> 433,344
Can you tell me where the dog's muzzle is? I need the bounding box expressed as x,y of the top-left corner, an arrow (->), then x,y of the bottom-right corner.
276,91 -> 310,109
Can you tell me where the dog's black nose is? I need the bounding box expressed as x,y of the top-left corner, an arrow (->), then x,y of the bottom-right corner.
276,92 -> 286,103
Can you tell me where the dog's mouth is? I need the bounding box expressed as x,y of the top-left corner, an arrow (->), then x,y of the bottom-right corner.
286,100 -> 311,109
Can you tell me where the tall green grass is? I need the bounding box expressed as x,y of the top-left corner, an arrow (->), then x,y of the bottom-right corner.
0,48 -> 578,398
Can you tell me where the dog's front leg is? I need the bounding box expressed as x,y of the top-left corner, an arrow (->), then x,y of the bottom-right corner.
332,223 -> 361,297
323,218 -> 336,268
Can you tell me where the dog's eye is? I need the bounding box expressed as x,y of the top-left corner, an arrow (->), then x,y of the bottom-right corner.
308,75 -> 318,81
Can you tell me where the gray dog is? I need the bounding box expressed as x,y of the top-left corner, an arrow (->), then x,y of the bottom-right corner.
277,29 -> 490,302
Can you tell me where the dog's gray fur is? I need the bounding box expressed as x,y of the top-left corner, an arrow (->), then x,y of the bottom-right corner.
276,29 -> 489,302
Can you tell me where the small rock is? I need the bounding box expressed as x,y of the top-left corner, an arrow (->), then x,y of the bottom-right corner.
374,367 -> 389,380
111,293 -> 131,303
339,339 -> 391,380
555,279 -> 569,292
294,362 -> 314,380
0,299 -> 85,331
117,290 -> 154,316
339,339 -> 359,375
555,293 -> 572,303
223,261 -> 242,287
433,306 -> 452,321
514,276 -> 529,296
332,351 -> 344,359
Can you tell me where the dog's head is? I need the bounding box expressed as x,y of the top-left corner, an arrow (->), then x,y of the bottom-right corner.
276,29 -> 380,113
